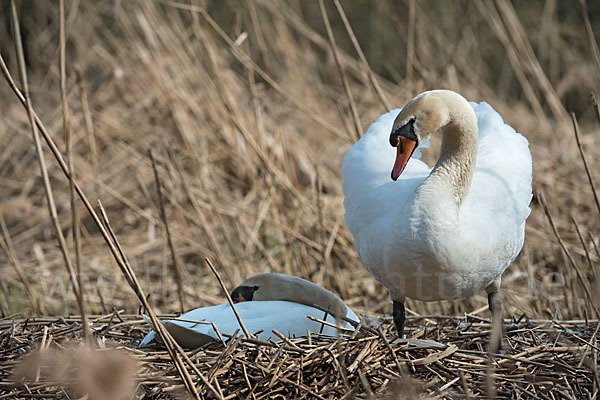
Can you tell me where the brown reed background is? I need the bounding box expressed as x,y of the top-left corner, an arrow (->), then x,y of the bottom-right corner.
1,0 -> 600,328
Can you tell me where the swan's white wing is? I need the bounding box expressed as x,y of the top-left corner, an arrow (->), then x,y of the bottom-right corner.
461,102 -> 532,272
141,301 -> 359,348
468,102 -> 532,224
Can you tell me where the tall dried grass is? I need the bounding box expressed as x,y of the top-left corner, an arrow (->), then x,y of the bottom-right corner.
0,0 -> 599,331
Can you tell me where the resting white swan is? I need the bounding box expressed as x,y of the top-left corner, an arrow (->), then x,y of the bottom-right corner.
141,273 -> 358,347
230,273 -> 354,320
342,90 -> 532,345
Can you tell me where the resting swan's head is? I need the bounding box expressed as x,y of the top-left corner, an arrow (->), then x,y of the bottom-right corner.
389,91 -> 453,180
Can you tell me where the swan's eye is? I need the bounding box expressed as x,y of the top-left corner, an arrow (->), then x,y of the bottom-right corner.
390,117 -> 418,147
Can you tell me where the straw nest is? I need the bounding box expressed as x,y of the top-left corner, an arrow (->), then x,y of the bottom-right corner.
1,312 -> 598,399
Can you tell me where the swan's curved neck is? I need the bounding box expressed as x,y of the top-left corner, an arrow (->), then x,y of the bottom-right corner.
429,99 -> 478,205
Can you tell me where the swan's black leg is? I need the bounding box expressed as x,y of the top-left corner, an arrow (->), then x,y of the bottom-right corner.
393,300 -> 406,338
487,291 -> 503,353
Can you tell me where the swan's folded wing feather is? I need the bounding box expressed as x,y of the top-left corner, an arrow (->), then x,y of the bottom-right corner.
141,301 -> 360,348
469,101 -> 532,224
461,102 -> 532,263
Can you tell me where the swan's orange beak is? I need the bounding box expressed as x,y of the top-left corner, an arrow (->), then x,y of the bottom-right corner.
391,137 -> 417,181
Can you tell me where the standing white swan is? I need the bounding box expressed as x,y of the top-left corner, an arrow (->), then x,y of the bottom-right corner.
342,90 -> 532,346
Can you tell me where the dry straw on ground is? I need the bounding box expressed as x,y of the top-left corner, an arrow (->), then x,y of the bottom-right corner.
0,0 -> 600,398
1,314 -> 599,399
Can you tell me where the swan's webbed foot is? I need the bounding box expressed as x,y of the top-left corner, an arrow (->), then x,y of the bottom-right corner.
393,300 -> 406,338
487,291 -> 503,353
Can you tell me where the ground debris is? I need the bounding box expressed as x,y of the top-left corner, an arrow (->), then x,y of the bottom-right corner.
0,313 -> 596,399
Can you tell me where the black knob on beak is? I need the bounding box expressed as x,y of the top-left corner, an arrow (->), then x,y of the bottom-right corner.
389,117 -> 417,147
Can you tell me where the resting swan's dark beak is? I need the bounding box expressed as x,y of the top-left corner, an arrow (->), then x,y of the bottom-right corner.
391,137 -> 417,181
230,285 -> 259,303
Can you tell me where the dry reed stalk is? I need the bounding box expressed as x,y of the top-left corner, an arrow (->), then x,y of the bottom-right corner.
0,55 -> 109,246
1,39 -> 209,400
150,150 -> 186,313
406,0 -> 416,89
593,93 -> 600,126
74,66 -> 99,183
168,148 -> 231,273
538,192 -> 599,319
579,0 -> 600,86
319,0 -> 362,141
255,0 -> 371,90
459,370 -> 472,400
476,1 -> 545,121
246,0 -> 273,79
570,113 -> 600,216
174,2 -> 350,142
97,201 -> 218,399
9,0 -> 82,310
59,0 -> 89,346
495,0 -> 569,125
590,232 -> 600,260
407,1 -> 502,103
238,216 -> 284,273
0,211 -> 40,314
204,258 -> 253,339
242,41 -> 268,156
332,0 -> 391,112
572,215 -> 597,279
485,350 -> 498,399
377,326 -> 404,376
569,107 -> 600,370
189,15 -> 312,224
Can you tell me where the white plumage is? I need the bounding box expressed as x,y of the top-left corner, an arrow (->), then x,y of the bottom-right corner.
141,301 -> 359,348
342,92 -> 532,305
140,273 -> 359,347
